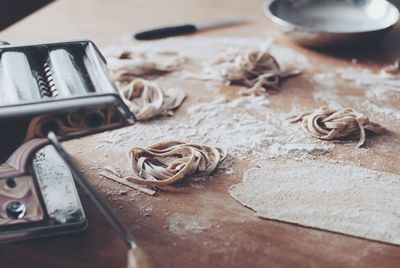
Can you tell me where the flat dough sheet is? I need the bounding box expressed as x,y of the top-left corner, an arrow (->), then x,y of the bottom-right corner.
229,160 -> 400,245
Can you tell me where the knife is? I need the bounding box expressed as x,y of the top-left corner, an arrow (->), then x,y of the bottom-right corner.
134,16 -> 249,40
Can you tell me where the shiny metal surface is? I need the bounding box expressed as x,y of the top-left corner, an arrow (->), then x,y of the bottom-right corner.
264,0 -> 400,48
195,16 -> 249,31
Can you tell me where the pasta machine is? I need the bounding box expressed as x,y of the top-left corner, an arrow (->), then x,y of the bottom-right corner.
0,40 -> 136,244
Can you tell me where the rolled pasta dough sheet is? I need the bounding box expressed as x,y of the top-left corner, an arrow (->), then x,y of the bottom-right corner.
229,159 -> 400,245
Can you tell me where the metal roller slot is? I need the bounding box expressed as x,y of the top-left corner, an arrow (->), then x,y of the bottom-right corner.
47,49 -> 88,98
83,43 -> 116,94
0,52 -> 41,105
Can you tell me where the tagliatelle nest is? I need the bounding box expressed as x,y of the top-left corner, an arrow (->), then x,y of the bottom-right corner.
108,50 -> 185,83
121,141 -> 226,188
210,47 -> 300,95
290,106 -> 385,147
120,79 -> 186,121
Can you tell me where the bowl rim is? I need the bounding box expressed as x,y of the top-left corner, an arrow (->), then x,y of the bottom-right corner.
263,0 -> 400,34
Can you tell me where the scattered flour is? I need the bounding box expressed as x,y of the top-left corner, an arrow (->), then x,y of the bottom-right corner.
312,72 -> 342,109
98,95 -> 333,164
312,66 -> 400,120
338,67 -> 400,90
167,214 -> 211,237
360,102 -> 400,120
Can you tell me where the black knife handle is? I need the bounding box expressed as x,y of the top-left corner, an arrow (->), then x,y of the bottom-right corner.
134,24 -> 196,40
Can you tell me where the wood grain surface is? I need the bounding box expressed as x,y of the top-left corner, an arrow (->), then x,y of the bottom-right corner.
1,1 -> 400,268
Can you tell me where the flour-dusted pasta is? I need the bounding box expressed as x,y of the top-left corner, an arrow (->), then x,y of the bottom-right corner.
290,106 -> 385,147
120,79 -> 186,121
123,141 -> 226,188
229,159 -> 400,246
108,50 -> 186,83
206,46 -> 300,95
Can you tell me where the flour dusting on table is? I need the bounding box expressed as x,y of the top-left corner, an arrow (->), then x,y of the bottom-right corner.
313,65 -> 400,120
98,95 -> 333,164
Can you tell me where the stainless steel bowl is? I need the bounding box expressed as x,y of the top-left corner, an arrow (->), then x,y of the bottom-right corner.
264,0 -> 400,48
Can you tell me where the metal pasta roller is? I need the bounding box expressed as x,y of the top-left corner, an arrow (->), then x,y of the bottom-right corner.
0,40 -> 135,243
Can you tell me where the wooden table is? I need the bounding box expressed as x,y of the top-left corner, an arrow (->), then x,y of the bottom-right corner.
1,1 -> 400,267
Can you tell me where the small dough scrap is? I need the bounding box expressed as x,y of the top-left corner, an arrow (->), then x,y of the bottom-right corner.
123,141 -> 226,188
290,106 -> 385,147
120,79 -> 186,121
381,59 -> 400,77
208,46 -> 300,95
108,50 -> 185,83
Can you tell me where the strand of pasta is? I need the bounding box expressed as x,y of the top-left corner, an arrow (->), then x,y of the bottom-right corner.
290,106 -> 385,147
211,47 -> 300,95
120,79 -> 186,121
116,141 -> 226,188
